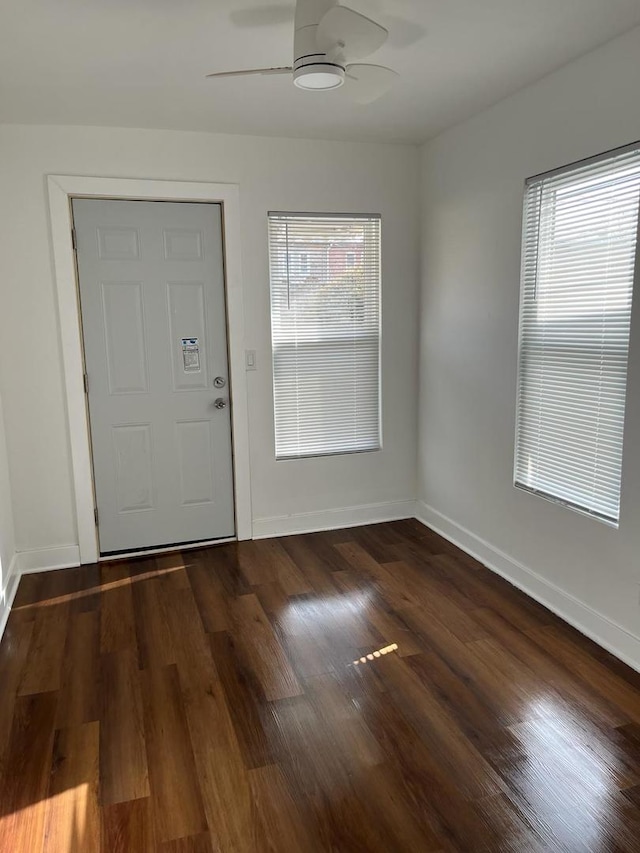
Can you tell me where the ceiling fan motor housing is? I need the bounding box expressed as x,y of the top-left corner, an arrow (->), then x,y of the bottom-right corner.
293,0 -> 345,89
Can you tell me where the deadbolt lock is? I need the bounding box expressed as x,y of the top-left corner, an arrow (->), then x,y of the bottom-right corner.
214,376 -> 226,388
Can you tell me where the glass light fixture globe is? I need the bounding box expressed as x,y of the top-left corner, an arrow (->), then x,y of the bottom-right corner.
293,65 -> 345,90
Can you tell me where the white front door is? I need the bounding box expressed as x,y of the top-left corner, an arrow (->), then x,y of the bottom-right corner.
73,199 -> 235,554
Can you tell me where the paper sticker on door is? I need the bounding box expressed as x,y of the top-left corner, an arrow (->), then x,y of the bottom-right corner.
181,338 -> 201,372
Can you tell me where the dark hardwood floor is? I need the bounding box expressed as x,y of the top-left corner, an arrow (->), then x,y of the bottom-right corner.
1,520 -> 640,851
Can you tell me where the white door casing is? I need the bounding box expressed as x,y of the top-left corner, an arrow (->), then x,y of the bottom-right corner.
73,199 -> 235,553
47,176 -> 252,564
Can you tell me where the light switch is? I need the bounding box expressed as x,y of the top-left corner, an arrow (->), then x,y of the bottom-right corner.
245,350 -> 257,371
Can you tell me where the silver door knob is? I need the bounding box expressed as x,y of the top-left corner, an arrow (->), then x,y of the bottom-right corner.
214,398 -> 228,410
214,376 -> 226,388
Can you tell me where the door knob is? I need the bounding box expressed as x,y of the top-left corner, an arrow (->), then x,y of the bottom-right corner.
214,398 -> 228,410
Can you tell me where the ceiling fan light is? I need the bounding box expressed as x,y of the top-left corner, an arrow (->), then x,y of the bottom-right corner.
293,64 -> 345,90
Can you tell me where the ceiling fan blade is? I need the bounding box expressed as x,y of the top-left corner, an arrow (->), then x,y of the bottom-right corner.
205,66 -> 292,79
316,6 -> 388,62
343,64 -> 397,104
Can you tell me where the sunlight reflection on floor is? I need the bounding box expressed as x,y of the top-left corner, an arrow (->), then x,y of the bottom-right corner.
12,563 -> 190,612
512,696 -> 615,850
0,782 -> 92,853
353,643 -> 399,665
280,590 -> 373,637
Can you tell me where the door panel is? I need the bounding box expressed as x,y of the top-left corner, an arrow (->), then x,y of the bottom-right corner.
97,226 -> 140,259
73,199 -> 235,554
101,281 -> 149,394
112,423 -> 155,512
176,419 -> 216,506
163,228 -> 203,260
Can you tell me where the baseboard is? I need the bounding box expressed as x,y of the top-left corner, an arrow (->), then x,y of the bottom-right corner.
0,545 -> 81,642
252,500 -> 417,540
415,500 -> 640,675
0,553 -> 20,642
14,544 -> 81,575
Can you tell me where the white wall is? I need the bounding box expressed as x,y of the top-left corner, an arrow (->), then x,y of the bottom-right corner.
0,388 -> 16,630
419,26 -> 640,666
1,26 -> 639,670
0,124 -> 419,556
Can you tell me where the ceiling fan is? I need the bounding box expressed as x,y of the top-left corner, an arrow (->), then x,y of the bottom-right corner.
206,0 -> 398,104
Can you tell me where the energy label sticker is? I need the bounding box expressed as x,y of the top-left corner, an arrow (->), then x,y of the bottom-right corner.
181,338 -> 201,373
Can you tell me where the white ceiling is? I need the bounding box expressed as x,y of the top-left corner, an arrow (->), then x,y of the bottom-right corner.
1,0 -> 639,144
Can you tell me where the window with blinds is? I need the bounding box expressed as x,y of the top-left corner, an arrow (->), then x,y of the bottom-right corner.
268,212 -> 381,459
515,144 -> 640,525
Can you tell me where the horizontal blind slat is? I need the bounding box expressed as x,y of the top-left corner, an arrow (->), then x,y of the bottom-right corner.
515,146 -> 640,524
269,213 -> 381,459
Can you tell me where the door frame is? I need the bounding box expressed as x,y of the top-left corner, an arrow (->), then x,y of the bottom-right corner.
47,175 -> 252,564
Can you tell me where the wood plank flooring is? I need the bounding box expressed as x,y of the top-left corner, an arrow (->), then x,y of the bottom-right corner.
1,520 -> 640,851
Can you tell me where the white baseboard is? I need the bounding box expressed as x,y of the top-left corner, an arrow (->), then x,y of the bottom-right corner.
415,500 -> 640,675
0,545 -> 81,642
0,553 -> 20,642
14,544 -> 81,575
252,500 -> 417,540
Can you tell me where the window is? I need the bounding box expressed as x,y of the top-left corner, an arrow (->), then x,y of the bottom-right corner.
269,213 -> 381,459
515,143 -> 640,525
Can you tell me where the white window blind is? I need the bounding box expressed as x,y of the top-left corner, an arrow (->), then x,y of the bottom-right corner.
515,144 -> 640,525
269,212 -> 381,459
